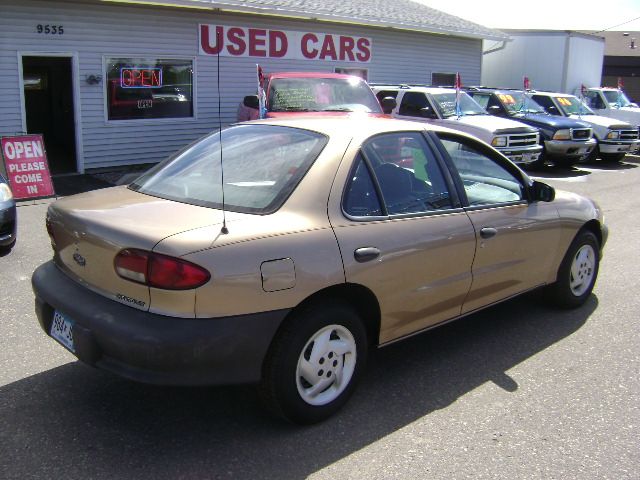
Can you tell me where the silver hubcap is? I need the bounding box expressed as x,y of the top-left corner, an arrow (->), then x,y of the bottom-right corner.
570,244 -> 596,296
296,325 -> 357,406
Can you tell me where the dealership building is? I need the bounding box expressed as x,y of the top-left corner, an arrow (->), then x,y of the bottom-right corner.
0,0 -> 506,175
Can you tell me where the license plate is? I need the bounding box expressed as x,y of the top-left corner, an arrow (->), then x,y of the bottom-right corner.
51,310 -> 75,352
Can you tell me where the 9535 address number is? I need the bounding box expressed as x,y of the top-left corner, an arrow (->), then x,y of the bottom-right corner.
36,24 -> 64,35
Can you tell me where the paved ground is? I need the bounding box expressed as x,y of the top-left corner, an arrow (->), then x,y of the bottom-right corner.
0,156 -> 638,479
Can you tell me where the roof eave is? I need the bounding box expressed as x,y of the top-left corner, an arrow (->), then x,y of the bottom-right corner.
99,0 -> 509,41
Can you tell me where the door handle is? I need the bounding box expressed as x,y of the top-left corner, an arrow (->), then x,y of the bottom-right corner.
480,227 -> 498,239
354,247 -> 380,263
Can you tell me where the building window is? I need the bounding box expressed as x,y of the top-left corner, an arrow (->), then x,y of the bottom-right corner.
431,72 -> 455,87
334,67 -> 368,81
105,57 -> 194,120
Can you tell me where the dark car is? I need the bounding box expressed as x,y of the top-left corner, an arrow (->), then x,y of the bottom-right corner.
0,172 -> 17,252
467,88 -> 596,169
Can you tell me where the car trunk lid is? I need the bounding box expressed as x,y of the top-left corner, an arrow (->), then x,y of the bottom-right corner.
47,186 -> 223,313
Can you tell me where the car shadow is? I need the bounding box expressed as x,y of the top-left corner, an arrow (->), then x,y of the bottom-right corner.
0,293 -> 597,479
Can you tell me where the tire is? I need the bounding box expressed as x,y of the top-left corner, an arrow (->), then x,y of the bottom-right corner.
600,152 -> 626,163
546,230 -> 600,309
259,301 -> 368,424
523,154 -> 546,171
585,145 -> 599,163
0,239 -> 16,254
551,156 -> 580,169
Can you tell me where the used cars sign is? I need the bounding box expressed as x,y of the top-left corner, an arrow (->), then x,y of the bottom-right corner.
199,24 -> 372,62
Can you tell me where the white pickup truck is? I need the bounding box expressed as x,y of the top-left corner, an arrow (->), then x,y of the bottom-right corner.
531,91 -> 640,162
371,85 -> 543,166
583,87 -> 640,129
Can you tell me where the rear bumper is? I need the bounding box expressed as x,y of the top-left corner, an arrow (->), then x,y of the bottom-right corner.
544,138 -> 597,158
32,261 -> 289,386
497,145 -> 543,165
0,201 -> 17,247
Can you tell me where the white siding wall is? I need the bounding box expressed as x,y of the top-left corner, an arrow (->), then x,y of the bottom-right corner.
0,0 -> 482,170
482,32 -> 605,94
566,35 -> 605,95
482,33 -> 566,91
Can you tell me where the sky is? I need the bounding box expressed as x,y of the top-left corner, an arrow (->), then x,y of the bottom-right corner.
412,0 -> 640,31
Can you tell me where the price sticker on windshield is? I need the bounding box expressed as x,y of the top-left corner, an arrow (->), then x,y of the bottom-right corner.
498,94 -> 516,104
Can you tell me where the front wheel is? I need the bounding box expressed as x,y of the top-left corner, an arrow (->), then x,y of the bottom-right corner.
546,230 -> 600,308
259,302 -> 368,424
600,152 -> 626,163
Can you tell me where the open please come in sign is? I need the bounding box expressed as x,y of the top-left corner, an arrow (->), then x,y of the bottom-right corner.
1,135 -> 55,199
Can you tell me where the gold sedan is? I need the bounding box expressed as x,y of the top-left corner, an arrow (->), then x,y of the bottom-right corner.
33,117 -> 607,424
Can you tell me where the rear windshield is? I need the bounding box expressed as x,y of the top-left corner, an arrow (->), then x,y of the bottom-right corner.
129,125 -> 328,214
268,77 -> 382,113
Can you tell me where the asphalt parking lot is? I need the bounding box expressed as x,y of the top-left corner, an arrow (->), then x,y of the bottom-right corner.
1,156 -> 638,479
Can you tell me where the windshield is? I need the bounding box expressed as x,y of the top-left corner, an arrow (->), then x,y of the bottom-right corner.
496,92 -> 546,114
130,125 -> 328,214
603,90 -> 634,108
267,77 -> 382,113
431,92 -> 487,118
556,96 -> 594,116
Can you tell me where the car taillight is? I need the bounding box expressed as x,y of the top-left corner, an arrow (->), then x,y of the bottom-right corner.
114,248 -> 210,290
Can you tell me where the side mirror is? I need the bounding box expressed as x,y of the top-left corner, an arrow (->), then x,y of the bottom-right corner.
487,105 -> 503,115
380,96 -> 396,114
531,180 -> 555,202
243,95 -> 259,109
546,106 -> 559,115
419,107 -> 438,119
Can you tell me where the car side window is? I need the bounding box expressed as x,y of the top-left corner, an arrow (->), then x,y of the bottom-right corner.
472,94 -> 490,109
584,91 -> 605,109
398,92 -> 430,117
343,154 -> 383,217
531,95 -> 557,114
438,136 -> 525,206
375,90 -> 398,104
359,132 -> 453,215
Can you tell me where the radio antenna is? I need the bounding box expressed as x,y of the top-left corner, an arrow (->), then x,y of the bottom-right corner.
217,27 -> 229,235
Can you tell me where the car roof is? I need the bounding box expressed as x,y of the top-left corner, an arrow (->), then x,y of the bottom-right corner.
371,85 -> 456,94
530,91 -> 575,98
268,72 -> 364,80
235,115 -> 468,140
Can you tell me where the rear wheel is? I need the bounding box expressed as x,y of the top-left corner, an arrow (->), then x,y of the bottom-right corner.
260,302 -> 368,424
546,230 -> 600,308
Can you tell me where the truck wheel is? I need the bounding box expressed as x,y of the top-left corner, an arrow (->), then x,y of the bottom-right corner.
585,145 -> 599,163
524,153 -> 546,171
545,230 -> 600,309
552,156 -> 579,169
259,301 -> 368,424
600,152 -> 626,163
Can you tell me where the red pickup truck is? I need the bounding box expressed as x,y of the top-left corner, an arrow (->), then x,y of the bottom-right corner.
237,72 -> 395,120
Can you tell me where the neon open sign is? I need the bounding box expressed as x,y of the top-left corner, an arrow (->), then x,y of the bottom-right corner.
120,67 -> 162,88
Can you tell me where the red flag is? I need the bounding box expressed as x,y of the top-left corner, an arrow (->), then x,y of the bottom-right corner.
257,64 -> 264,85
455,72 -> 462,90
523,76 -> 530,90
618,77 -> 624,89
257,64 -> 266,118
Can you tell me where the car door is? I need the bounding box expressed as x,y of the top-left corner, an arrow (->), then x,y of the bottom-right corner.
329,130 -> 477,344
433,132 -> 563,314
